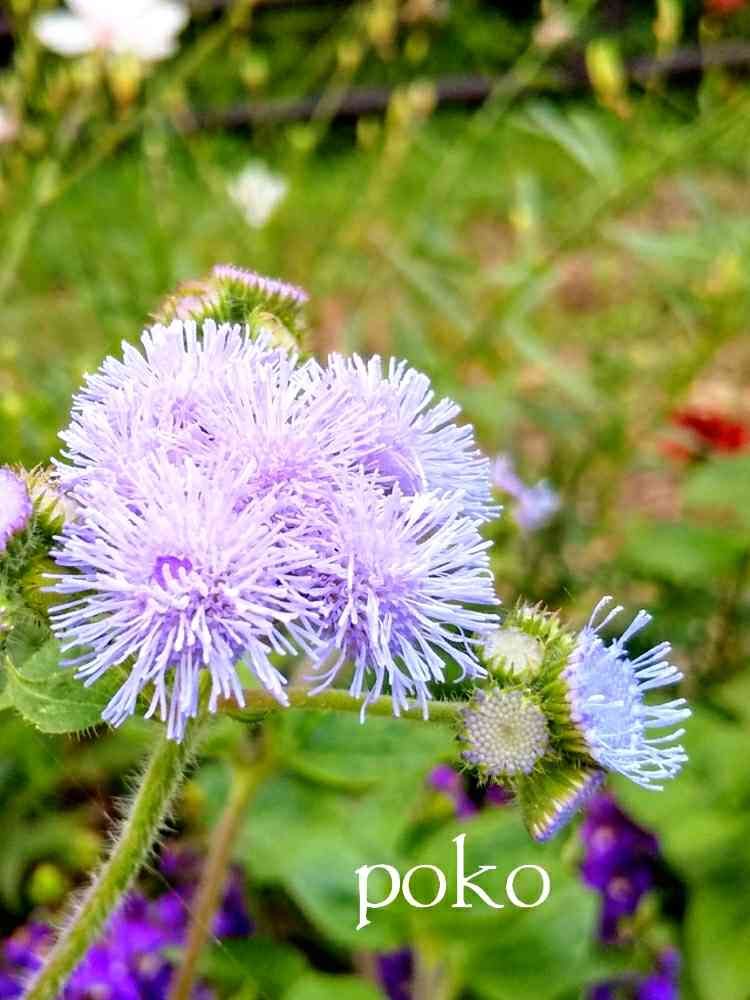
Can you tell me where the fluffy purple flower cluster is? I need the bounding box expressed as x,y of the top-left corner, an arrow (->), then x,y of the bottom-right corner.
0,851 -> 250,999
51,320 -> 499,738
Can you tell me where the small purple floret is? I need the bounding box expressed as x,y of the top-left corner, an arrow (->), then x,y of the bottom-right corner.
0,467 -> 32,554
212,264 -> 309,307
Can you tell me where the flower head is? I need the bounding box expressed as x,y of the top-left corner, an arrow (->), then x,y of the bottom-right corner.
228,161 -> 288,228
34,0 -> 188,61
322,354 -> 496,520
462,600 -> 689,840
50,454 -> 318,739
302,482 -> 498,715
482,625 -> 545,678
563,597 -> 690,789
0,468 -> 32,555
213,265 -> 308,314
460,688 -> 550,777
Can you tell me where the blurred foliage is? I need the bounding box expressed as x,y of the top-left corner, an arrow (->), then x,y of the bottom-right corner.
1,0 -> 750,997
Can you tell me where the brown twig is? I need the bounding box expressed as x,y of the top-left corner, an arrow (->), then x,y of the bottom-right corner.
174,42 -> 750,132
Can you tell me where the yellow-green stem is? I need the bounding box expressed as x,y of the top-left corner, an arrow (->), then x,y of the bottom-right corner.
227,686 -> 465,724
168,758 -> 268,1000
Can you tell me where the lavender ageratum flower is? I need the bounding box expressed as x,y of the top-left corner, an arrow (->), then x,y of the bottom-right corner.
492,453 -> 560,532
50,455 -> 318,739
0,468 -> 32,554
563,597 -> 690,790
303,482 -> 498,715
581,792 -> 661,942
321,355 -> 496,520
57,320 -> 279,496
220,351 -> 375,524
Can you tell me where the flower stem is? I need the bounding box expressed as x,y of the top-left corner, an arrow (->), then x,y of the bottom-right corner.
168,755 -> 268,1000
24,722 -> 202,1000
227,686 -> 465,724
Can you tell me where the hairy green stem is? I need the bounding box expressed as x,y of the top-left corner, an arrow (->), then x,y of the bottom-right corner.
24,722 -> 202,1000
168,757 -> 268,1000
227,686 -> 464,724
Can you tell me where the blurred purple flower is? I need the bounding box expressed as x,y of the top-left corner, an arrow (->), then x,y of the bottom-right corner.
491,453 -> 560,532
581,792 -> 660,943
588,949 -> 680,1000
376,948 -> 413,1000
428,764 -> 513,818
637,949 -> 680,1000
0,848 -> 251,998
429,764 -> 478,818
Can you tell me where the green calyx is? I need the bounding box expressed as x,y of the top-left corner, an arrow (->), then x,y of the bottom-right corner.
156,269 -> 308,347
1,467 -> 68,660
517,764 -> 606,842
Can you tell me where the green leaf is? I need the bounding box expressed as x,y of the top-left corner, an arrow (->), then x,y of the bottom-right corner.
612,706 -> 750,879
5,640 -> 120,734
275,710 -> 448,790
686,884 -> 750,1000
402,810 -> 600,999
200,937 -> 309,997
0,669 -> 12,713
284,973 -> 382,1000
684,455 -> 750,532
241,774 -> 415,949
620,519 -> 744,586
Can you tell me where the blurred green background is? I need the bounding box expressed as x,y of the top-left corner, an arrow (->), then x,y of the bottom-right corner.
1,1 -> 750,998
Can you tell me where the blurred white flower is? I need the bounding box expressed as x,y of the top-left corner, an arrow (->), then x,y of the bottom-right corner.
228,161 -> 288,228
33,0 -> 189,61
0,106 -> 18,145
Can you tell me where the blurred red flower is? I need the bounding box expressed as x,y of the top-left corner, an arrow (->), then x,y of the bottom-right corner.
663,408 -> 750,461
706,0 -> 747,14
